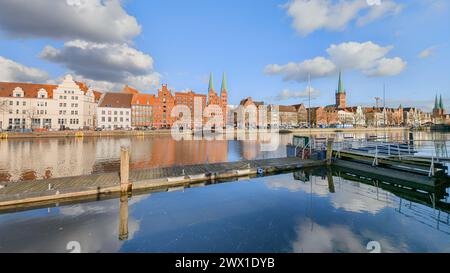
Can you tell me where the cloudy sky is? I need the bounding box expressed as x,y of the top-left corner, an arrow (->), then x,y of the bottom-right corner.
0,0 -> 448,110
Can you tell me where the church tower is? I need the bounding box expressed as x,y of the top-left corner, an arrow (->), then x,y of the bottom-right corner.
335,71 -> 346,109
433,94 -> 445,117
220,72 -> 228,125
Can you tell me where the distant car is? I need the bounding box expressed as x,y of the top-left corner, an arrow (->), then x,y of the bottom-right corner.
95,127 -> 103,131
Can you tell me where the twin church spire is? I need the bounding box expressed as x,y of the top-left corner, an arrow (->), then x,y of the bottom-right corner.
434,94 -> 444,110
208,72 -> 227,94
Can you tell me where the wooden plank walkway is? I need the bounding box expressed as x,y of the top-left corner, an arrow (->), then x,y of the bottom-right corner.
0,157 -> 324,209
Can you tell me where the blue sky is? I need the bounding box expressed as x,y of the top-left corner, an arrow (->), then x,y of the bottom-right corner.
0,0 -> 448,111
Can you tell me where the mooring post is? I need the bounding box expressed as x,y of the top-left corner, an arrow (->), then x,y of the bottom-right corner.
118,193 -> 129,240
326,139 -> 334,165
120,146 -> 131,192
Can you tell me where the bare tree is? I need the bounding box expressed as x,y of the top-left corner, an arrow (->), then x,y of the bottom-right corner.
25,107 -> 38,130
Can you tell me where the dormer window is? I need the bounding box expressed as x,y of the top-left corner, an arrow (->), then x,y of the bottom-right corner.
13,87 -> 24,98
37,89 -> 48,99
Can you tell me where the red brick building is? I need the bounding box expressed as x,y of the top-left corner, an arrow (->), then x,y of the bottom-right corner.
127,72 -> 228,129
206,73 -> 228,126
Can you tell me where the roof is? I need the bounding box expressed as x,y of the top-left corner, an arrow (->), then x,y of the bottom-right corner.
0,82 -> 57,98
122,85 -> 140,95
92,91 -> 103,101
337,71 -> 345,94
132,93 -> 155,105
278,105 -> 297,112
75,81 -> 89,92
99,92 -> 133,108
0,81 -> 103,100
292,103 -> 306,111
221,72 -> 227,93
208,73 -> 214,92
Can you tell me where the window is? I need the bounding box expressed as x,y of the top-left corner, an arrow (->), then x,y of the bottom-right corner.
102,117 -> 105,122
9,101 -> 12,106
102,110 -> 105,115
108,117 -> 111,122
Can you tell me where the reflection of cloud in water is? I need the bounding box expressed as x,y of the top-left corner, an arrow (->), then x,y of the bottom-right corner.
265,176 -> 329,196
291,219 -> 402,253
0,195 -> 145,253
265,174 -> 393,214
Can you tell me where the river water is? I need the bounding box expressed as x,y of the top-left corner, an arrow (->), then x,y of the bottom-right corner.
0,130 -> 449,253
0,167 -> 449,253
0,130 -> 448,182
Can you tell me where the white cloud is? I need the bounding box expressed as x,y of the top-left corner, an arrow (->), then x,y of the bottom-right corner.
364,57 -> 406,77
418,45 -> 443,59
275,87 -> 321,101
0,56 -> 49,82
291,219 -> 367,253
264,41 -> 406,82
264,57 -> 336,82
357,0 -> 402,26
327,41 -> 391,70
284,0 -> 402,36
40,40 -> 161,91
0,0 -> 141,43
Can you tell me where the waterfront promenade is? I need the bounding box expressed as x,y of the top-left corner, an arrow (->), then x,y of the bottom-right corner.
0,127 -> 409,139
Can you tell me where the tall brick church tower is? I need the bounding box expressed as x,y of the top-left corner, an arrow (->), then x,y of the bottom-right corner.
335,71 -> 346,109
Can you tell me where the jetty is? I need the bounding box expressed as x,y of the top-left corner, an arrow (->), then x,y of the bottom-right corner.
0,156 -> 323,210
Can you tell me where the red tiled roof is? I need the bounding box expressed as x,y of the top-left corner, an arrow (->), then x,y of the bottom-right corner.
132,93 -> 156,105
0,82 -> 57,98
99,92 -> 133,108
278,105 -> 297,112
122,85 -> 140,95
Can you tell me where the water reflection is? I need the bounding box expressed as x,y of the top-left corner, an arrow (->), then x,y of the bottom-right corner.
1,131 -> 448,182
0,166 -> 450,253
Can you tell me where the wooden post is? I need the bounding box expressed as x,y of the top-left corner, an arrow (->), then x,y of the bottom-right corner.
326,169 -> 335,193
118,194 -> 129,240
120,146 -> 130,192
326,139 -> 334,165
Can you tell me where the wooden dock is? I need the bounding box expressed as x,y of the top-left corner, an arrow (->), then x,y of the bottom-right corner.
0,157 -> 324,209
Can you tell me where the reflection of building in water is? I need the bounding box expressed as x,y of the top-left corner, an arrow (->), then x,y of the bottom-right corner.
92,136 -> 230,171
0,138 -> 99,182
270,168 -> 450,235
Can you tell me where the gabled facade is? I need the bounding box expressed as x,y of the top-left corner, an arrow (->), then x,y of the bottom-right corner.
0,75 -> 100,130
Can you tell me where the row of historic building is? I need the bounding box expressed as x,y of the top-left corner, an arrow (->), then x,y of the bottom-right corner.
232,72 -> 449,128
0,73 -> 228,130
0,72 -> 448,131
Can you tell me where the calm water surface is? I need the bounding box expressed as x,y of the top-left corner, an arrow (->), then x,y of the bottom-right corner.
0,130 -> 448,182
0,167 -> 449,253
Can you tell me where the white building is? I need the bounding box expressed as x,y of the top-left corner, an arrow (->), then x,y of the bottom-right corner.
354,106 -> 366,127
337,109 -> 355,126
0,75 -> 100,131
97,92 -> 133,129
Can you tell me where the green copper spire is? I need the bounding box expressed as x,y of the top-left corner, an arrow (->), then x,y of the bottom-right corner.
208,72 -> 214,92
221,72 -> 227,93
337,71 -> 345,94
439,94 -> 444,109
434,94 -> 439,110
